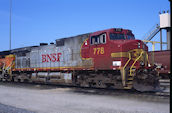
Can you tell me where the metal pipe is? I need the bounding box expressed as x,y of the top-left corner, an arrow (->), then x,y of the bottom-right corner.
152,42 -> 155,65
160,29 -> 162,50
167,28 -> 170,50
152,42 -> 155,51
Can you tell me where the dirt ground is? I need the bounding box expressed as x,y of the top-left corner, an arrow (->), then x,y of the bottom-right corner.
0,82 -> 169,113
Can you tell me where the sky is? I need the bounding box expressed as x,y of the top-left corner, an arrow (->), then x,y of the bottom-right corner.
0,0 -> 170,51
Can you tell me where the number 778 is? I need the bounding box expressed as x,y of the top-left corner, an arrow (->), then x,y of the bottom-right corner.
93,47 -> 104,55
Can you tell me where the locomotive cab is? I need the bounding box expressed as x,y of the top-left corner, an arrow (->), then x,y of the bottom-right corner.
88,28 -> 147,70
85,28 -> 159,91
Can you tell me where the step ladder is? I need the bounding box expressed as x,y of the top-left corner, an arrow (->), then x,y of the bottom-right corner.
142,24 -> 160,44
124,66 -> 136,89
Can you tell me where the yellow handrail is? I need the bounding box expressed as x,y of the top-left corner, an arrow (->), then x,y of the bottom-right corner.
130,51 -> 144,75
122,53 -> 131,86
146,52 -> 150,66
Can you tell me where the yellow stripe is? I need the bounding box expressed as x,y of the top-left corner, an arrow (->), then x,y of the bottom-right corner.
111,52 -> 129,58
15,66 -> 94,70
111,49 -> 146,58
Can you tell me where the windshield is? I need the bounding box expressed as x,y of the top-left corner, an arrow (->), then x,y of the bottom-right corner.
110,33 -> 126,40
127,35 -> 135,39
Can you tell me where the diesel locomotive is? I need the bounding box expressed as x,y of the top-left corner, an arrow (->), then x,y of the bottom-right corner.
0,28 -> 159,91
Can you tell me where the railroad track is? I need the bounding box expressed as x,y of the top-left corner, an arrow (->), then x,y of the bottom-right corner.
155,79 -> 170,96
0,80 -> 169,99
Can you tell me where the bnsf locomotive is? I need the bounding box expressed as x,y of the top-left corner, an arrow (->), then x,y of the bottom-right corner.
0,28 -> 159,91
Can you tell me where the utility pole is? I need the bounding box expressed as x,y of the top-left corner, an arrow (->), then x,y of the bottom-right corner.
9,0 -> 12,50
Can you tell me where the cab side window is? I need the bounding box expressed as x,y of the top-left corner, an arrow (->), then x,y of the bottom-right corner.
100,33 -> 106,44
91,33 -> 106,45
91,36 -> 99,45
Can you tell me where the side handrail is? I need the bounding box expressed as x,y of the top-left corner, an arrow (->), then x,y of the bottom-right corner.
130,51 -> 144,75
122,52 -> 131,86
146,52 -> 150,66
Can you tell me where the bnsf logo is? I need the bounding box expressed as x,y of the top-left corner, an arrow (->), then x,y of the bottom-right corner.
42,53 -> 62,63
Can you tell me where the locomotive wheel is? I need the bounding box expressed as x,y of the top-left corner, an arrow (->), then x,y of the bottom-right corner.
95,80 -> 106,88
80,81 -> 89,87
133,68 -> 160,92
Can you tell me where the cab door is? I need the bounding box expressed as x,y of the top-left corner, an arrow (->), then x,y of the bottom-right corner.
90,33 -> 109,70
